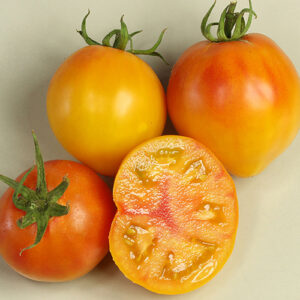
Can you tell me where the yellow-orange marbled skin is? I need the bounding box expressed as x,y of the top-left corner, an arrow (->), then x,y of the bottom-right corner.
110,136 -> 238,295
167,33 -> 300,177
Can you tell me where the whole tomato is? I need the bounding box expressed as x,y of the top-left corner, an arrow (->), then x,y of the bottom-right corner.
0,133 -> 115,282
47,13 -> 167,176
167,0 -> 300,177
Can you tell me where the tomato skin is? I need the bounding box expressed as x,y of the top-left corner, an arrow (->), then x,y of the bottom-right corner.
47,46 -> 166,176
0,160 -> 115,282
167,33 -> 300,177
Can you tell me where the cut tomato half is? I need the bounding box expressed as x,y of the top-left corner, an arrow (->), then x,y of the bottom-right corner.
109,135 -> 238,294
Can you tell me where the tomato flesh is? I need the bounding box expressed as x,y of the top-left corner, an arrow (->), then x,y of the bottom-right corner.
110,136 -> 238,294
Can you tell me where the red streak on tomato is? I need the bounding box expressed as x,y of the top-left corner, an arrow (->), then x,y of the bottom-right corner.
150,181 -> 178,231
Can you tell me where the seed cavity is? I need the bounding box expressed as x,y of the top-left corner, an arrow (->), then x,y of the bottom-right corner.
183,159 -> 208,182
123,234 -> 135,246
193,209 -> 215,220
129,251 -> 136,260
193,203 -> 226,224
126,226 -> 137,236
135,147 -> 185,184
135,165 -> 158,186
124,225 -> 156,264
152,147 -> 183,167
158,237 -> 217,282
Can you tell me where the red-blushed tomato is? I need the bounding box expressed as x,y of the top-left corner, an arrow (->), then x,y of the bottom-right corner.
167,33 -> 300,177
0,160 -> 115,282
110,135 -> 238,294
47,45 -> 166,176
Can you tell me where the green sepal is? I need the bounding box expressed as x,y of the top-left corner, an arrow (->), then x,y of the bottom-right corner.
19,214 -> 50,256
217,3 -> 232,41
32,131 -> 47,198
102,29 -> 119,47
77,10 -> 101,45
224,1 -> 238,38
17,211 -> 36,229
12,166 -> 35,211
241,16 -> 246,33
129,30 -> 143,38
201,0 -> 218,42
232,7 -> 257,40
201,0 -> 257,42
48,202 -> 70,217
77,11 -> 168,64
128,30 -> 143,51
204,22 -> 219,42
0,132 -> 70,255
0,173 -> 37,204
112,15 -> 129,50
128,28 -> 168,64
47,176 -> 69,204
135,51 -> 168,66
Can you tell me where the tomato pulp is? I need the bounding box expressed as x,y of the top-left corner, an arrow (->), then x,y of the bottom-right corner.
110,136 -> 238,294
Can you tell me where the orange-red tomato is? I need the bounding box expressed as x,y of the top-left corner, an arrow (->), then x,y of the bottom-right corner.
47,46 -> 166,176
167,33 -> 300,177
110,135 -> 238,294
0,160 -> 115,282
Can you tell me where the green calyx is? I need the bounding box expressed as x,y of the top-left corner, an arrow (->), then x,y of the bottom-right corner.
78,11 -> 168,64
0,132 -> 70,255
201,0 -> 257,42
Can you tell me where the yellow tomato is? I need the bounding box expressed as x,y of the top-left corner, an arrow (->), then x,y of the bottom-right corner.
47,45 -> 166,176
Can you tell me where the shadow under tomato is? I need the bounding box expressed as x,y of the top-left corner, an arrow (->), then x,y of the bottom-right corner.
163,116 -> 177,136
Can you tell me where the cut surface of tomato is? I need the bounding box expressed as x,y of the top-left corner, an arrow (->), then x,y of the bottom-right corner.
109,136 -> 238,294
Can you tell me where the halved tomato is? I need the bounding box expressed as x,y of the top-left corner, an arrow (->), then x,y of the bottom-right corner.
109,135 -> 238,294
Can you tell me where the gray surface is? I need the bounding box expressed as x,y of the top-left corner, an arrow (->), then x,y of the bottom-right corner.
0,0 -> 299,299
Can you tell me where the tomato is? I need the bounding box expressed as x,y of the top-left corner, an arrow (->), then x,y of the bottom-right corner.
0,134 -> 115,282
167,1 -> 300,177
109,135 -> 238,294
47,14 -> 166,176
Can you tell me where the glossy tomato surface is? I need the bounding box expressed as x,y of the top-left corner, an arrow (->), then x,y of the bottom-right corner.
167,33 -> 300,177
47,46 -> 166,176
0,160 -> 115,282
110,135 -> 238,294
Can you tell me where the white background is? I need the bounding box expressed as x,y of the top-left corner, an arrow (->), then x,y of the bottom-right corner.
0,0 -> 299,299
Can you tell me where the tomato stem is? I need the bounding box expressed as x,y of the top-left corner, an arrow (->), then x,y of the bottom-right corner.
201,0 -> 257,42
77,11 -> 168,64
0,132 -> 70,255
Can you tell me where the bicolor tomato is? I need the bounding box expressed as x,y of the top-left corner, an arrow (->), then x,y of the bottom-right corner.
167,1 -> 300,177
110,135 -> 238,294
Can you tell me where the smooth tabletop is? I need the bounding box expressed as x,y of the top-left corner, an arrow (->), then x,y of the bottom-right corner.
0,0 -> 299,299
